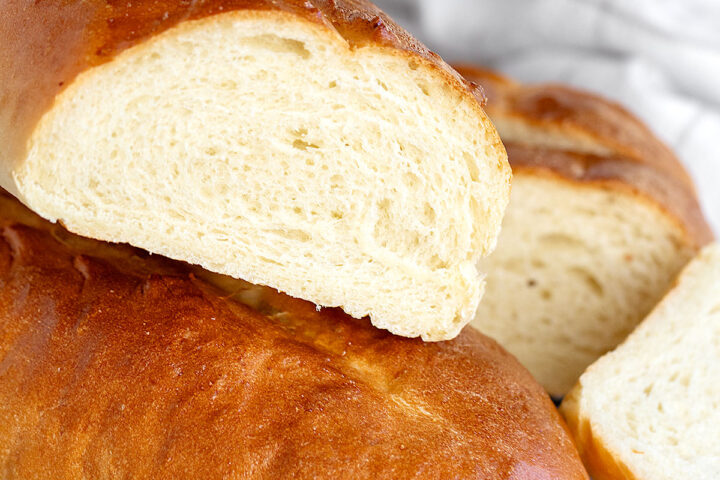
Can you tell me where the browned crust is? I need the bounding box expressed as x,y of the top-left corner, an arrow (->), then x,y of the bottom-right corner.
454,65 -> 713,249
506,143 -> 714,248
0,0 -> 486,169
0,188 -> 587,479
560,389 -> 639,480
453,66 -> 519,107
454,65 -> 691,183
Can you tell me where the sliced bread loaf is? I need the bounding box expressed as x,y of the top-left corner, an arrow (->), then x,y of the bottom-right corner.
0,2 -> 510,341
0,188 -> 588,479
561,243 -> 720,480
456,66 -> 713,395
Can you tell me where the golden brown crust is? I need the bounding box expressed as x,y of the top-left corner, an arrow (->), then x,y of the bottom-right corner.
454,66 -> 518,107
454,65 -> 713,249
0,0 -> 485,180
454,65 -> 690,182
0,189 -> 587,479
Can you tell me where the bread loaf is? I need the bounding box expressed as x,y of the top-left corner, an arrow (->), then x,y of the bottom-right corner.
561,244 -> 720,480
455,66 -> 713,396
0,1 -> 510,341
0,189 -> 586,479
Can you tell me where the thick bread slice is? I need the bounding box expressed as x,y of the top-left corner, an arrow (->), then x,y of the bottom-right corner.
561,244 -> 720,480
456,66 -> 713,395
0,2 -> 510,341
0,189 -> 587,480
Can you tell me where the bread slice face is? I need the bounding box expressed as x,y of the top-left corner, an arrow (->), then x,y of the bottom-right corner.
561,244 -> 720,480
456,66 -> 712,394
0,4 -> 510,341
477,172 -> 697,396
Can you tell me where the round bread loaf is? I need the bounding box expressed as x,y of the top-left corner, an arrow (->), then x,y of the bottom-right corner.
0,189 -> 586,479
0,0 -> 510,341
454,65 -> 713,396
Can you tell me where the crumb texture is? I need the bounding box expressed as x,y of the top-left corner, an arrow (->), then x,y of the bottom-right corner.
561,244 -> 720,480
456,65 -> 709,394
475,175 -> 693,395
9,12 -> 509,341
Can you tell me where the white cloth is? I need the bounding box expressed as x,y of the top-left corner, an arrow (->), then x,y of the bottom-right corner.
376,0 -> 720,234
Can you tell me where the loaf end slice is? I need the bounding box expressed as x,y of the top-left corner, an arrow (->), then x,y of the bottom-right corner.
455,65 -> 711,393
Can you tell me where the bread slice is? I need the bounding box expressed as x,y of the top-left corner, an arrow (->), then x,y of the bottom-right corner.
560,244 -> 720,480
0,188 -> 587,479
455,66 -> 713,395
0,2 -> 510,341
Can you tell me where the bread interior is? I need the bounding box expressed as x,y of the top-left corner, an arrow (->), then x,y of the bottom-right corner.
16,12 -> 508,340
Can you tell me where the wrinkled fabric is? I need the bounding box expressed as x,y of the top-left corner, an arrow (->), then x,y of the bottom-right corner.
377,0 -> 720,233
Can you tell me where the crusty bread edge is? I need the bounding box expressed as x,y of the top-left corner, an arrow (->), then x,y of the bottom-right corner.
510,157 -> 713,251
453,65 -> 713,249
560,386 -> 640,480
453,64 -> 696,189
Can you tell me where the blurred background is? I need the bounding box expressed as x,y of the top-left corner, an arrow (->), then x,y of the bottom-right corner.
375,0 -> 720,233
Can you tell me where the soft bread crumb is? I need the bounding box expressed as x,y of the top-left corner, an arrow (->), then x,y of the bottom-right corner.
561,244 -> 720,480
15,13 -> 509,341
473,174 -> 694,395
